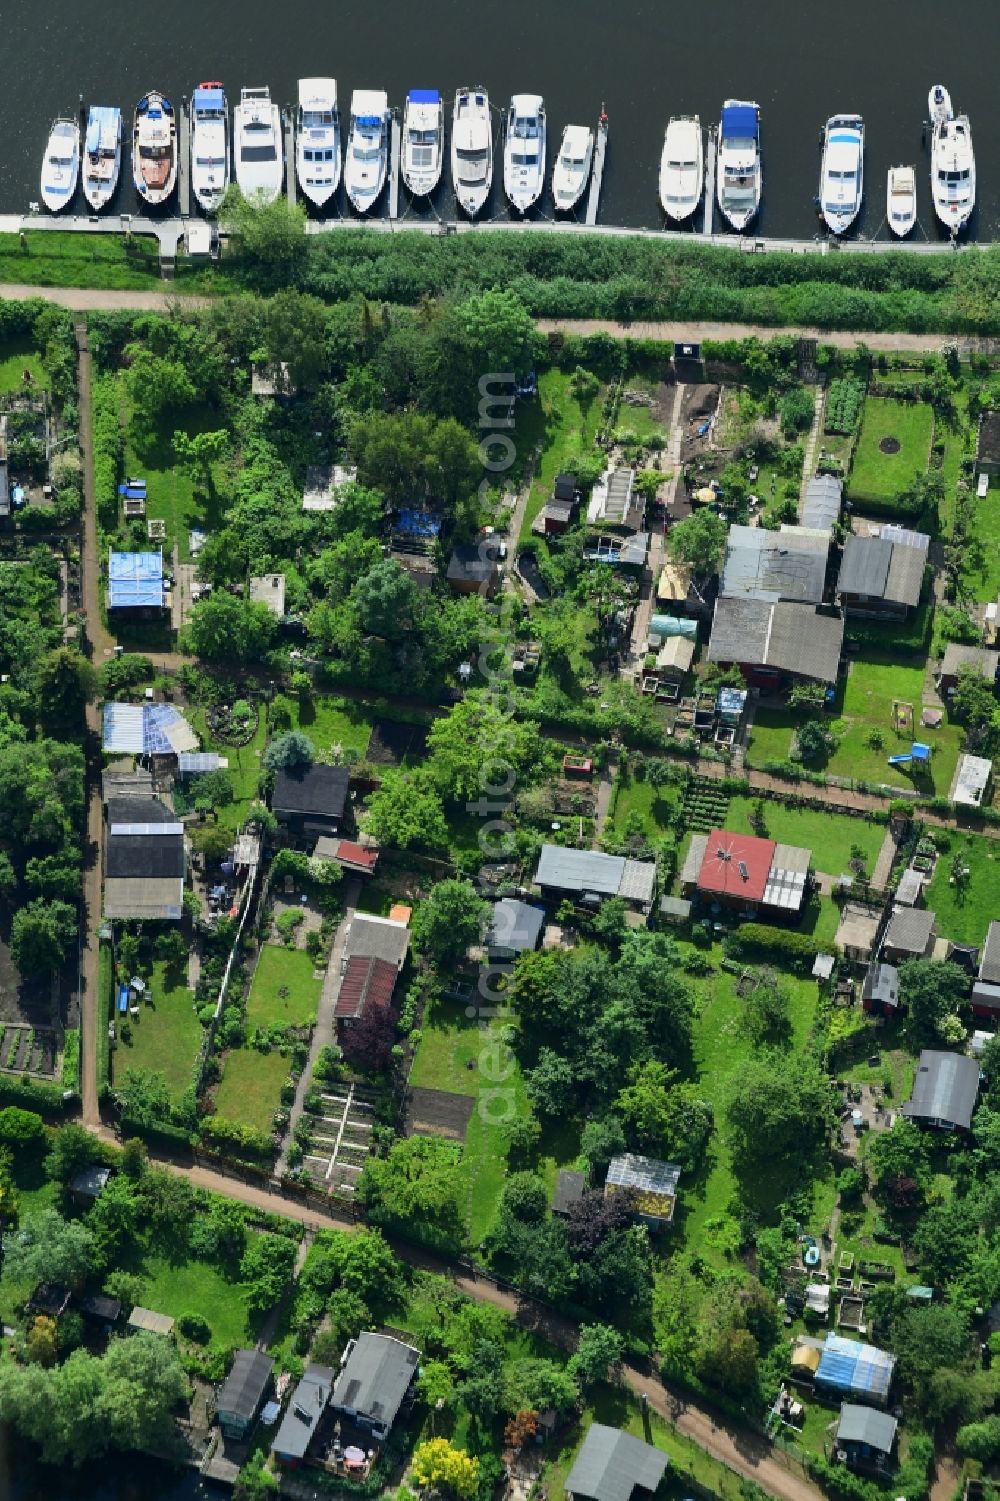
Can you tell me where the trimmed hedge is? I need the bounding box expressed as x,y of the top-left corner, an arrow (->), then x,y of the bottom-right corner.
0,1073 -> 73,1114
61,1029 -> 80,1091
724,923 -> 829,970
118,1113 -> 194,1152
92,375 -> 124,532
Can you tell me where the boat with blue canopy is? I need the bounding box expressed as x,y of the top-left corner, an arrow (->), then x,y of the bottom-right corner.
716,100 -> 761,231
133,91 -> 177,206
297,78 -> 341,208
818,114 -> 864,236
345,89 -> 390,214
82,106 -> 121,212
402,88 -> 444,197
190,83 -> 229,213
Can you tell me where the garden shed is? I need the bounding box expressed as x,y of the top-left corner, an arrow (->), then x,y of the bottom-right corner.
565,1424 -> 668,1501
605,1152 -> 680,1227
815,1334 -> 895,1405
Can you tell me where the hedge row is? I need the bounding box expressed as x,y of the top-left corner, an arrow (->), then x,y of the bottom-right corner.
118,1114 -> 193,1152
724,924 -> 829,970
92,375 -> 123,532
61,1030 -> 80,1092
0,1073 -> 73,1114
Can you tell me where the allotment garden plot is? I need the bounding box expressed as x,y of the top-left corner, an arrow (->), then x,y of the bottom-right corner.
299,1081 -> 376,1195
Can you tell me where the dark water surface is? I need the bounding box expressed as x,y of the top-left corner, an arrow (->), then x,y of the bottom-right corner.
3,0 -> 999,239
0,1427 -> 215,1501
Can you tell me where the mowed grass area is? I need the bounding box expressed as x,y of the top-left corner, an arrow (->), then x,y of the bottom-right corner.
608,776 -> 682,841
962,486 -> 1000,603
187,702 -> 268,831
410,996 -> 578,1241
925,832 -> 1000,944
136,1250 -> 256,1348
519,369 -> 602,543
848,398 -> 934,501
0,339 -> 46,393
246,946 -> 322,1030
122,394 -> 230,562
725,794 -> 884,876
288,692 -> 375,758
0,231 -> 225,292
827,658 -> 962,794
112,961 -> 202,1098
745,706 -> 796,766
213,1048 -> 287,1132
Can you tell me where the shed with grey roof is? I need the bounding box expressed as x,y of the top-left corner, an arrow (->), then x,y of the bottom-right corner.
940,643 -> 1000,694
980,921 -> 1000,984
836,1404 -> 898,1470
217,1349 -> 274,1438
273,1363 -> 333,1465
801,475 -> 842,533
487,899 -> 545,959
894,869 -> 924,907
951,754 -> 993,808
838,529 -> 928,619
708,596 -> 844,685
534,845 -> 655,911
565,1423 -> 668,1501
862,963 -> 899,1017
902,1049 -> 980,1131
883,906 -> 935,961
343,912 -> 410,970
330,1332 -> 420,1440
721,524 -> 829,603
552,1169 -> 587,1217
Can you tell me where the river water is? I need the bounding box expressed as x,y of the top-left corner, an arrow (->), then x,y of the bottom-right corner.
3,0 -> 998,240
1,1429 -> 221,1501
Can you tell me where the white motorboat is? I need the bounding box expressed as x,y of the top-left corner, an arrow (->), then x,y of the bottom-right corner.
190,83 -> 229,214
233,86 -> 283,204
451,86 -> 493,217
928,84 -> 953,127
504,94 -> 546,214
132,92 -> 177,206
402,89 -> 444,197
659,115 -> 703,221
345,90 -> 390,214
932,112 -> 975,234
716,100 -> 761,231
40,117 -> 81,213
296,78 -> 341,208
886,165 -> 916,238
819,114 -> 864,235
81,106 -> 121,212
552,124 -> 594,213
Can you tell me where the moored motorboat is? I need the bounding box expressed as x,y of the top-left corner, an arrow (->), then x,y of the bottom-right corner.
233,86 -> 283,204
296,78 -> 341,208
552,124 -> 594,213
928,84 -> 953,126
818,114 -> 864,235
716,99 -> 761,231
931,109 -> 975,234
132,92 -> 177,206
402,89 -> 444,197
40,117 -> 81,213
504,94 -> 546,214
190,83 -> 229,213
344,90 -> 390,214
82,106 -> 121,212
659,115 -> 703,221
451,86 -> 492,217
886,165 -> 916,238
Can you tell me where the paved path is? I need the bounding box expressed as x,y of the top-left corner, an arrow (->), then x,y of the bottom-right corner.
798,387 -> 826,508
870,828 -> 899,892
0,283 -> 207,311
629,382 -> 685,661
537,317 -> 994,353
276,879 -> 361,1176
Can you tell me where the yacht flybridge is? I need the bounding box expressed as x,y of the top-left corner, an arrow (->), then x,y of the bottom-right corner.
931,105 -> 975,235
504,94 -> 546,214
451,87 -> 493,217
233,86 -> 283,204
296,79 -> 341,208
345,90 -> 390,214
190,84 -> 229,213
551,124 -> 594,213
40,117 -> 81,212
716,100 -> 761,231
659,115 -> 703,221
819,114 -> 864,235
402,89 -> 444,197
132,92 -> 177,206
82,106 -> 121,212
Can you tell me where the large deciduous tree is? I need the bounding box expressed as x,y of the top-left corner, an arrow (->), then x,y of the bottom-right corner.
412,880 -> 486,968
667,509 -> 728,575
183,593 -> 277,663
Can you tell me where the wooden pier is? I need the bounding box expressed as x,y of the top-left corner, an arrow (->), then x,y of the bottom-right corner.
388,114 -> 401,219
284,109 -> 296,206
584,113 -> 608,227
702,125 -> 716,237
178,98 -> 191,219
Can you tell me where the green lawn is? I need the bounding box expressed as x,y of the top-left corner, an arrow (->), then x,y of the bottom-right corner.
0,339 -> 46,393
246,946 -> 323,1030
519,369 -> 602,543
609,776 -> 682,841
213,1048 -> 287,1132
288,692 -> 374,758
745,706 -> 796,765
0,231 -> 225,292
848,398 -> 934,502
112,961 -> 202,1099
136,1250 -> 256,1348
961,487 -> 1000,603
122,395 -> 230,563
827,658 -> 962,795
725,794 -> 884,876
925,831 -> 1000,944
187,702 -> 268,830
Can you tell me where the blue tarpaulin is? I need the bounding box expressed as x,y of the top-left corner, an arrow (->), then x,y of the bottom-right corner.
118,986 -> 129,1014
395,508 -> 442,538
108,550 -> 165,610
86,106 -> 120,154
193,88 -> 225,112
408,88 -> 440,105
650,614 -> 699,640
816,1335 -> 894,1403
721,104 -> 758,140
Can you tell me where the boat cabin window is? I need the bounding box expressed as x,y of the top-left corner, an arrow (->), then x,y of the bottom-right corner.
408,127 -> 438,144
242,144 -> 278,162
668,157 -> 697,170
512,118 -> 539,140
196,155 -> 226,168
303,110 -> 334,128
942,169 -> 969,182
139,146 -> 170,161
726,136 -> 756,152
512,149 -> 539,166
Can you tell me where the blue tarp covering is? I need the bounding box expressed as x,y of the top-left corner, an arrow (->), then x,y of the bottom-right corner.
108,551 -> 165,610
650,614 -> 698,640
721,104 -> 758,140
816,1335 -> 894,1403
408,89 -> 440,105
103,701 -> 194,755
396,508 -> 442,538
357,114 -> 383,127
118,986 -> 129,1014
86,105 -> 120,156
193,88 -> 225,111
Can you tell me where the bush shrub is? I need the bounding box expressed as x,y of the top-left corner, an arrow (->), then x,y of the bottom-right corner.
724,924 -> 828,970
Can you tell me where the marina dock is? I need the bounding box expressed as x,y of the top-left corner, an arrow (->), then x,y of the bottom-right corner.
178,98 -> 191,219
584,114 -> 608,227
703,126 -> 716,237
388,114 -> 401,219
284,110 -> 296,205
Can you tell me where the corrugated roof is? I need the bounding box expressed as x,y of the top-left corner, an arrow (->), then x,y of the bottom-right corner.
344,912 -> 410,967
656,637 -> 695,674
680,834 -> 709,887
862,963 -> 899,1008
941,643 -> 999,681
565,1424 -> 668,1501
335,955 -> 398,1020
708,596 -> 844,683
980,920 -> 1000,984
884,537 -> 928,607
128,1306 -> 175,1335
102,703 -> 197,756
108,550 -> 165,610
330,1333 -> 419,1432
619,860 -> 657,904
273,764 -> 349,821
273,1364 -> 333,1460
838,535 -> 891,598
722,525 -> 829,603
894,869 -> 923,906
801,475 -> 842,531
177,753 -> 224,774
219,1349 -> 274,1423
953,754 -> 992,807
552,1169 -> 587,1214
902,1049 -> 980,1130
488,899 -> 545,953
816,1335 -> 895,1403
536,845 -> 626,897
836,1403 -> 897,1453
885,906 -> 934,955
104,876 -> 184,921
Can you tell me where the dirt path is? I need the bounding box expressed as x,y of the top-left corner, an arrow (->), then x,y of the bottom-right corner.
538,317 -> 992,354
1,283 -> 208,311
